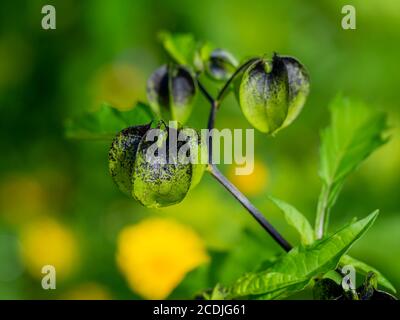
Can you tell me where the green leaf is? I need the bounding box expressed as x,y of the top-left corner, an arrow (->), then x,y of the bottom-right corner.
269,196 -> 314,245
209,284 -> 227,300
319,95 -> 387,193
222,211 -> 378,300
340,255 -> 396,293
316,95 -> 388,237
322,270 -> 343,285
159,32 -> 201,70
65,102 -> 155,140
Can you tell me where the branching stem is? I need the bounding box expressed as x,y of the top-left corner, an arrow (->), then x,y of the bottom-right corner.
197,70 -> 292,252
315,184 -> 331,239
208,164 -> 292,252
216,58 -> 259,102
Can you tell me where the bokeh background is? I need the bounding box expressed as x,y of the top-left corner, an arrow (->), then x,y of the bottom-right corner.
0,0 -> 399,299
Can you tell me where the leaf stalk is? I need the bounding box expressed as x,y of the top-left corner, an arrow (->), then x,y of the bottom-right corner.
197,72 -> 292,252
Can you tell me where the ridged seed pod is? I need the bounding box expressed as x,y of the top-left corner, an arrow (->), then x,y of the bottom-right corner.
109,121 -> 206,208
147,65 -> 197,124
239,54 -> 309,134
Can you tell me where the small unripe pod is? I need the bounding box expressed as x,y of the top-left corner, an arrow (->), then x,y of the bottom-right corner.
205,49 -> 238,81
109,121 -> 206,208
239,54 -> 309,134
147,65 -> 197,124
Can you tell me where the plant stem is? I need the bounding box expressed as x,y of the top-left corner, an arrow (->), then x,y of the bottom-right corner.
315,184 -> 330,239
197,80 -> 214,105
208,164 -> 292,252
207,100 -> 218,162
216,58 -> 259,102
196,75 -> 292,252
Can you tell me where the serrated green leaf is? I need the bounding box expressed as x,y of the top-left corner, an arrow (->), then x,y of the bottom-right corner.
269,196 -> 314,245
340,255 -> 396,293
222,211 -> 378,300
319,95 -> 387,190
65,102 -> 155,140
316,95 -> 388,238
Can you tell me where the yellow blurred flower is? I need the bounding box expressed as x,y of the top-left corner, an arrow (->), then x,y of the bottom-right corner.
116,218 -> 209,299
62,282 -> 112,300
20,217 -> 78,280
228,159 -> 269,196
91,62 -> 146,111
0,175 -> 48,225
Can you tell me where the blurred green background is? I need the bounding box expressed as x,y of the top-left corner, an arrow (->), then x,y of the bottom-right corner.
0,0 -> 399,299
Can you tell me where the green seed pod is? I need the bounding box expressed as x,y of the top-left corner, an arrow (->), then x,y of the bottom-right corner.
206,49 -> 238,81
109,121 -> 206,208
239,56 -> 289,134
239,54 -> 309,135
147,64 -> 197,124
108,124 -> 151,196
279,56 -> 310,129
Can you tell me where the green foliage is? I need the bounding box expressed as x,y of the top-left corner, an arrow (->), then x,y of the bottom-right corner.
219,211 -> 378,300
269,196 -> 314,245
316,95 -> 388,237
340,255 -> 396,293
65,31 -> 396,300
267,196 -> 394,295
159,32 -> 202,70
319,96 -> 388,187
65,102 -> 155,140
4,0 -> 400,301
159,31 -> 238,83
